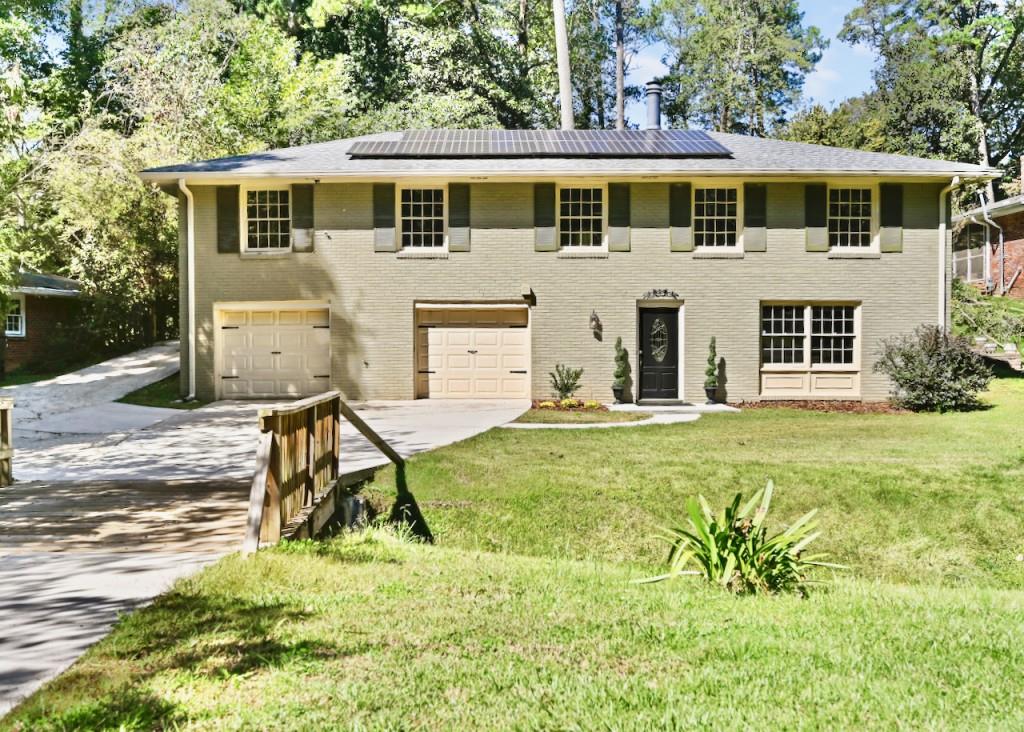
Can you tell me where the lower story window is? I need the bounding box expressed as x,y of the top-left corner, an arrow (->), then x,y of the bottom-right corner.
761,303 -> 859,368
5,295 -> 24,337
760,302 -> 861,398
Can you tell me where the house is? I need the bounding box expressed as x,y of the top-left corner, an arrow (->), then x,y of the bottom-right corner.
4,271 -> 83,373
139,88 -> 996,404
954,192 -> 1024,298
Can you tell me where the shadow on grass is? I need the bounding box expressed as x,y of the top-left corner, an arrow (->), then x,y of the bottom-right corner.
388,463 -> 434,543
8,590 -> 364,730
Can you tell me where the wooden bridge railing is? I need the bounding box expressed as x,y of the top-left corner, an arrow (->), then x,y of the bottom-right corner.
0,397 -> 12,487
242,391 -> 404,554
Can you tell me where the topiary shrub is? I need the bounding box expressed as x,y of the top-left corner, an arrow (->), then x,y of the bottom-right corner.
874,325 -> 992,412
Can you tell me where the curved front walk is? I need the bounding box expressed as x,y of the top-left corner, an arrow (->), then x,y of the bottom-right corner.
501,402 -> 739,429
1,388 -> 528,716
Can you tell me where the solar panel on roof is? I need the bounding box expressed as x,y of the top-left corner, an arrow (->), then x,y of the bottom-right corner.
347,129 -> 731,159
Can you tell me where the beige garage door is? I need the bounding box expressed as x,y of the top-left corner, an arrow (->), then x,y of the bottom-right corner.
416,307 -> 530,399
218,305 -> 330,398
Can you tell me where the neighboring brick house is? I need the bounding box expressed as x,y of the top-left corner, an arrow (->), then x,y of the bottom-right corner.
4,272 -> 83,372
954,194 -> 1024,298
140,103 -> 996,404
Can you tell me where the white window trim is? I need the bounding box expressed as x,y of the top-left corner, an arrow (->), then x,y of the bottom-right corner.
396,183 -> 449,252
5,293 -> 25,338
760,302 -> 861,373
827,184 -> 880,252
692,184 -> 744,251
556,182 -> 609,251
239,185 -> 293,255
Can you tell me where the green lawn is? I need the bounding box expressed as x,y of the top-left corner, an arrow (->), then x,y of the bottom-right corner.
0,353 -> 109,387
513,407 -> 652,423
6,374 -> 1024,729
116,373 -> 207,410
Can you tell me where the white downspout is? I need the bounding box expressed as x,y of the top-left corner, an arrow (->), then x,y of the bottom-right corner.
977,193 -> 1004,295
178,178 -> 197,400
938,177 -> 960,329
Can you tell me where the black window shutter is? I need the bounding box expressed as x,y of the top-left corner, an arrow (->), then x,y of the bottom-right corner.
670,182 -> 691,227
216,185 -> 239,254
804,184 -> 827,228
744,183 -> 767,228
880,183 -> 903,228
608,183 -> 630,227
534,183 -> 556,227
534,183 -> 556,251
291,184 -> 314,229
373,183 -> 396,252
448,183 -> 471,252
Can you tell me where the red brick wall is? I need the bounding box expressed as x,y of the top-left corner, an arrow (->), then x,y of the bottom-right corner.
5,296 -> 81,371
993,211 -> 1024,297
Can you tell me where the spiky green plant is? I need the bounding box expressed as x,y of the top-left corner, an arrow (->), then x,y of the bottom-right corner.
640,481 -> 842,595
549,363 -> 583,399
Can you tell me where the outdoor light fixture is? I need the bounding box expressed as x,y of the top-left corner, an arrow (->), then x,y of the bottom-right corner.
589,310 -> 603,339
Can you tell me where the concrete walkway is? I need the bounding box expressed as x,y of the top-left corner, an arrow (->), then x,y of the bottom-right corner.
1,391 -> 527,715
5,342 -> 180,447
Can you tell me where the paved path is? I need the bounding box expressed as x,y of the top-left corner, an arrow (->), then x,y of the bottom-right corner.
1,384 -> 526,715
4,342 -> 180,448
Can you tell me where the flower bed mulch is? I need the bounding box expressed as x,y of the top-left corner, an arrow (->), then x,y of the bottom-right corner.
531,399 -> 609,412
736,400 -> 908,414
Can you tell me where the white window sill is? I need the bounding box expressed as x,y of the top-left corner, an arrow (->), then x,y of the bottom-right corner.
693,249 -> 743,259
240,249 -> 293,259
397,249 -> 449,259
828,250 -> 881,259
557,249 -> 609,259
4,333 -> 24,339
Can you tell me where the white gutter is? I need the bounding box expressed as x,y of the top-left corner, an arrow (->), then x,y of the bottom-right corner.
178,178 -> 197,401
938,177 -> 960,328
977,193 -> 1005,295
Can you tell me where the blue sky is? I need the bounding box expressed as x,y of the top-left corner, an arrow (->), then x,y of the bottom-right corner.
625,0 -> 875,126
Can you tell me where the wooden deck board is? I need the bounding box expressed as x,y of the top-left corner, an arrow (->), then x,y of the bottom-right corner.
0,480 -> 250,554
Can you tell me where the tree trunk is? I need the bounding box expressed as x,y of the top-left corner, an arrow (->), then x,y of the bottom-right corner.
553,0 -> 574,129
968,62 -> 995,202
592,0 -> 606,128
615,0 -> 625,130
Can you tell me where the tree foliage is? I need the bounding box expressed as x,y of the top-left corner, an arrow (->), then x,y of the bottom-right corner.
653,0 -> 825,135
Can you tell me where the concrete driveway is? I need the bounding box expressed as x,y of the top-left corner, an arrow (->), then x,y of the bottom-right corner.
2,347 -> 527,716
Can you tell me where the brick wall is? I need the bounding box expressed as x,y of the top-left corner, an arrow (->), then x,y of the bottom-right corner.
5,295 -> 80,371
993,210 -> 1024,297
180,180 -> 946,403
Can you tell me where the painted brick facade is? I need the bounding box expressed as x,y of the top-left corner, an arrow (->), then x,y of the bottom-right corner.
4,295 -> 80,371
179,180 -> 948,403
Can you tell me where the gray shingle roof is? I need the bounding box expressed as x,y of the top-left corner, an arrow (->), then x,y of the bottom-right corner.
14,271 -> 82,296
139,129 -> 999,181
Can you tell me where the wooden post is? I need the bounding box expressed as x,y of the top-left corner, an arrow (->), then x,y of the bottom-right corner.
0,398 -> 13,487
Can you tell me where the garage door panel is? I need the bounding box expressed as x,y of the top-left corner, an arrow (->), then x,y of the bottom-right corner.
417,307 -> 530,399
218,305 -> 330,398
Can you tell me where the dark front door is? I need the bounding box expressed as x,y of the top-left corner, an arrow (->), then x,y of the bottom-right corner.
639,307 -> 679,400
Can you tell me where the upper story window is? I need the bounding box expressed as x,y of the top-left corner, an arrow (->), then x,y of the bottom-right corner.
694,187 -> 738,247
5,294 -> 24,337
559,186 -> 604,247
244,188 -> 291,251
828,188 -> 872,248
401,187 -> 446,248
761,303 -> 859,369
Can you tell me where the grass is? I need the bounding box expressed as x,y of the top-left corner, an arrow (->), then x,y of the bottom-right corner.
116,373 -> 207,410
514,407 -> 652,424
6,531 -> 1023,730
7,373 -> 1024,729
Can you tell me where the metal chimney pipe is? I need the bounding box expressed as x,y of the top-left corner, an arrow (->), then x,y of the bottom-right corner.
645,82 -> 662,130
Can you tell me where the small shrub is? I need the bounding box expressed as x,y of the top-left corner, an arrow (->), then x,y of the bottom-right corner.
583,399 -> 601,409
550,363 -> 583,399
560,397 -> 581,409
875,325 -> 992,412
537,400 -> 557,410
639,481 -> 840,595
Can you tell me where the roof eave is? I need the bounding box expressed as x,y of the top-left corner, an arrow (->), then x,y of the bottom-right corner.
13,286 -> 81,298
